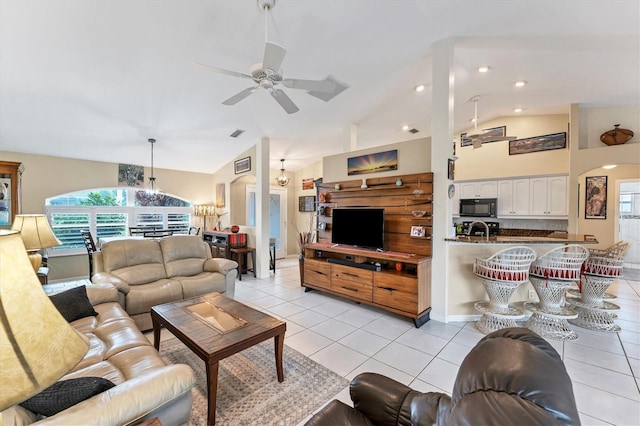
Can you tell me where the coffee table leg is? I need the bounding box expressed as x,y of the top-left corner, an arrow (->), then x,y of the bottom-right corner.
274,332 -> 285,382
205,361 -> 219,425
151,315 -> 161,351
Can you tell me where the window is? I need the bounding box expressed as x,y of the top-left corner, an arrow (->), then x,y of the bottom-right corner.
619,193 -> 632,214
46,188 -> 192,255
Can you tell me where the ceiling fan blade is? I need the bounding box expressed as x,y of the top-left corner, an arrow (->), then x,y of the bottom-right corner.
193,63 -> 254,80
262,42 -> 286,72
270,89 -> 299,114
282,77 -> 336,93
307,75 -> 349,102
222,87 -> 259,105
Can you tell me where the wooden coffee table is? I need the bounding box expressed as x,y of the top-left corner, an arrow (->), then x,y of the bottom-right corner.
150,293 -> 286,426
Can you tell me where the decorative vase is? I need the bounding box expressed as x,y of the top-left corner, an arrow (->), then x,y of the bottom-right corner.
361,178 -> 368,189
396,178 -> 403,186
230,225 -> 240,233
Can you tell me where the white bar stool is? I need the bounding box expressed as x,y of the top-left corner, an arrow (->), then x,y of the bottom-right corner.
567,255 -> 625,332
473,246 -> 537,334
524,245 -> 589,341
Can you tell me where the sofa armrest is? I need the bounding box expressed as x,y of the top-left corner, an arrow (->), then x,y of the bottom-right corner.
85,283 -> 119,305
203,258 -> 238,274
350,372 -> 418,425
35,365 -> 195,426
92,272 -> 130,295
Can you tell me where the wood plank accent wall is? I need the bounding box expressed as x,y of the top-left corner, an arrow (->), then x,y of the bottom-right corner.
316,172 -> 433,257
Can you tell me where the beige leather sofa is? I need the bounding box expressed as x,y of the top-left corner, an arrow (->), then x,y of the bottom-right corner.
92,235 -> 238,331
2,284 -> 196,426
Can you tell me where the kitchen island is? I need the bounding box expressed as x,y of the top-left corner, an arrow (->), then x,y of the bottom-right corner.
445,233 -> 599,320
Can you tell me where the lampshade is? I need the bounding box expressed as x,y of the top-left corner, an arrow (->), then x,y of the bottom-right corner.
11,214 -> 61,271
0,230 -> 89,411
11,214 -> 61,251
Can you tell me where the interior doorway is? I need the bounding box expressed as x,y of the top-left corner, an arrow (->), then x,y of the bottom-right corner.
618,179 -> 640,269
246,185 -> 287,259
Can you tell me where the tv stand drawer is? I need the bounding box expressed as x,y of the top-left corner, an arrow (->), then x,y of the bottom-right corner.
331,277 -> 372,301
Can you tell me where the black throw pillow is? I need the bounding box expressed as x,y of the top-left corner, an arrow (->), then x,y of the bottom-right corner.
48,285 -> 98,322
19,377 -> 115,417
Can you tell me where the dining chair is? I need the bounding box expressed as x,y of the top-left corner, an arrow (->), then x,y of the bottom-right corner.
79,230 -> 98,279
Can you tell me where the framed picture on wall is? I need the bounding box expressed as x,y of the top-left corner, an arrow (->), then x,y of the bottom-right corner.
298,196 -> 316,212
234,157 -> 251,174
585,176 -> 607,219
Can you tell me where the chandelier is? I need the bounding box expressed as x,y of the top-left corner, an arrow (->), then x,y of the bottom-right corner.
145,138 -> 162,196
276,158 -> 290,187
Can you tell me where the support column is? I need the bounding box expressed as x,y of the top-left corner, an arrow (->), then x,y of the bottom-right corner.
430,38 -> 455,322
255,137 -> 270,278
343,124 -> 357,152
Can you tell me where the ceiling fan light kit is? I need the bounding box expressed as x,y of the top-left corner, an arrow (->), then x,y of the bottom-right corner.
195,0 -> 348,114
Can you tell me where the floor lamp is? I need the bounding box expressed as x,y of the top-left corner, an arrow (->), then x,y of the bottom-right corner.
194,205 -> 214,232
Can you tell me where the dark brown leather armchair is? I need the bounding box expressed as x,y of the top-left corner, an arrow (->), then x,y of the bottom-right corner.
305,328 -> 580,426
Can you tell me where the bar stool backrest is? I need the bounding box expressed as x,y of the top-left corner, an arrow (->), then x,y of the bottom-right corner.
474,246 -> 536,282
588,240 -> 631,260
530,245 -> 589,280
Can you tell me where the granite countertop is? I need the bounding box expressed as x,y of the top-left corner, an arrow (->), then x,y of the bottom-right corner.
445,233 -> 599,244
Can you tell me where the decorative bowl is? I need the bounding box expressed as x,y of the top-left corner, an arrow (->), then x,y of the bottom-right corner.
230,225 -> 240,233
411,210 -> 426,217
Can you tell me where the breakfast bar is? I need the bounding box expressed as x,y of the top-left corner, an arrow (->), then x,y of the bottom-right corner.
445,233 -> 599,320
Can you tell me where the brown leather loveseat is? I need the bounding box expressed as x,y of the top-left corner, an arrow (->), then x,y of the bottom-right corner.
306,328 -> 580,425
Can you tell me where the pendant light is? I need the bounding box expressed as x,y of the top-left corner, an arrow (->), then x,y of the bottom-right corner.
276,158 -> 290,187
145,138 -> 162,196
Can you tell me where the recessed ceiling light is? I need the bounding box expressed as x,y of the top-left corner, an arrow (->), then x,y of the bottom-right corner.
514,80 -> 527,87
414,84 -> 425,92
514,108 -> 523,113
402,125 -> 409,131
478,65 -> 490,73
602,164 -> 617,169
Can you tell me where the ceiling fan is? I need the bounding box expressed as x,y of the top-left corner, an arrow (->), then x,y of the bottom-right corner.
466,96 -> 517,148
195,0 -> 348,114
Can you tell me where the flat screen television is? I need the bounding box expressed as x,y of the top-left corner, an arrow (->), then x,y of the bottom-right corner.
331,208 -> 384,250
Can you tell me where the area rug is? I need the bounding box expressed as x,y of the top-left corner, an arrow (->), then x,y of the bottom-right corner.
160,337 -> 348,426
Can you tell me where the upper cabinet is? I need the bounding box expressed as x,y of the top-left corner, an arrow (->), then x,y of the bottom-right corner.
460,175 -> 568,219
497,179 -> 530,216
458,180 -> 497,199
530,176 -> 568,217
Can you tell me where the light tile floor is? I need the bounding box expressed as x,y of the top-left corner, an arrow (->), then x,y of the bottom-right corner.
232,264 -> 639,425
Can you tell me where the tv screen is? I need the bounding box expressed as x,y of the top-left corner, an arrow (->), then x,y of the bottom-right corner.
331,208 -> 384,249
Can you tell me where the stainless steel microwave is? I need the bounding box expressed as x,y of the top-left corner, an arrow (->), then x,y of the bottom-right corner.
459,198 -> 497,218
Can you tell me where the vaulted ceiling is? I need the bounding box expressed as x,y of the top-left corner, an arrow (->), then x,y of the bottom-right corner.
1,1 -> 638,174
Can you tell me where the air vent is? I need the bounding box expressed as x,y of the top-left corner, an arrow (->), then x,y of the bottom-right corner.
408,128 -> 419,134
230,129 -> 245,138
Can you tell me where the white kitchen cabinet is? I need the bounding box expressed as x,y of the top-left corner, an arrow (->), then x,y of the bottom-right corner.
530,176 -> 568,216
459,180 -> 497,199
497,179 -> 530,216
452,183 -> 461,217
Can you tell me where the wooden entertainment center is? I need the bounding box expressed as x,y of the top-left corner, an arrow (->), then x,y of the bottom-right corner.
301,172 -> 433,327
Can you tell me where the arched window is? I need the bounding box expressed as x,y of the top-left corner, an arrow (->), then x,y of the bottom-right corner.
46,188 -> 192,255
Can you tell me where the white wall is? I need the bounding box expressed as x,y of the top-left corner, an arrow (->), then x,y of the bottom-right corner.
323,137 -> 431,182
455,115 -> 570,181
